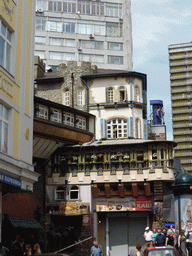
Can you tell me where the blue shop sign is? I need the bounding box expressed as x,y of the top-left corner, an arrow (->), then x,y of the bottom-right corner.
0,173 -> 21,188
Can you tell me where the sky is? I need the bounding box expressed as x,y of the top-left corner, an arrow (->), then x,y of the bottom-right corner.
131,0 -> 192,140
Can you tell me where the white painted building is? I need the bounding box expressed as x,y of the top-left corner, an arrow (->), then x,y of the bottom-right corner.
34,0 -> 132,71
82,71 -> 147,140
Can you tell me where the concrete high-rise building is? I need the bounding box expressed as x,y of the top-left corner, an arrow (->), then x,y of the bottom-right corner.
168,42 -> 192,173
35,0 -> 132,71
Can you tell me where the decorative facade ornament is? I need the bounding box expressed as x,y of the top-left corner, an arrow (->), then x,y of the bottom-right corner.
2,0 -> 14,20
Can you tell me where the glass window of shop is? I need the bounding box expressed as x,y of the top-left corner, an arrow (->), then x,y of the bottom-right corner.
0,20 -> 12,72
0,103 -> 9,154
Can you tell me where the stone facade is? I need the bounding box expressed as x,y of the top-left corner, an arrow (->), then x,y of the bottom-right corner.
35,61 -> 97,112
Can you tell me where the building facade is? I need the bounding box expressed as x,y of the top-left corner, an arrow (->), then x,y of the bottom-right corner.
168,42 -> 192,173
0,0 -> 39,241
34,0 -> 132,71
34,61 -> 176,254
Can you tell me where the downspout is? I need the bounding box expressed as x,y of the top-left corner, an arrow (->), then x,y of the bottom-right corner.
71,72 -> 74,108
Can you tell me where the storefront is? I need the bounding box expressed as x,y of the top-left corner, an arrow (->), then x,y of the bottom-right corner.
94,197 -> 153,256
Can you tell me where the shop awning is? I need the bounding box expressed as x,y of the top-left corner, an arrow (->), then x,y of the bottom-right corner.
8,216 -> 43,229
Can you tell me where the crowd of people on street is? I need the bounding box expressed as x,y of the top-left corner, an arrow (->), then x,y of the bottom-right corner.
1,235 -> 42,256
142,225 -> 188,256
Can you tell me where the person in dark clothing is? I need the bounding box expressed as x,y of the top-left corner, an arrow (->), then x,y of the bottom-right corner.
156,229 -> 165,246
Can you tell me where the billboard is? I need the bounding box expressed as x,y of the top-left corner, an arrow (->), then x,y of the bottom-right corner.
175,194 -> 192,233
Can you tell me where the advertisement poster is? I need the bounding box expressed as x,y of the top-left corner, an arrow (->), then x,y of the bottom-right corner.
175,194 -> 192,233
96,197 -> 152,212
49,202 -> 90,215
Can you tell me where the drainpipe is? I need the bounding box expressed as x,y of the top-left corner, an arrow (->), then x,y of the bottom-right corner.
71,73 -> 74,108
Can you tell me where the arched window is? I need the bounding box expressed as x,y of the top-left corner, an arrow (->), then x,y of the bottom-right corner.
107,118 -> 128,139
135,118 -> 141,139
119,86 -> 127,102
134,85 -> 140,102
55,186 -> 65,200
77,88 -> 84,108
69,185 -> 79,200
64,89 -> 70,106
106,87 -> 114,103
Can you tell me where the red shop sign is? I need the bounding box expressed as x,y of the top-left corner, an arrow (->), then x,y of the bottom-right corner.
135,198 -> 153,211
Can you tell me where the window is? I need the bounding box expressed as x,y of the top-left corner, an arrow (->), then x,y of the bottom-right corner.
49,52 -> 75,61
50,108 -> 62,123
63,19 -> 76,33
63,112 -> 74,127
35,17 -> 47,31
0,103 -> 9,154
0,21 -> 12,72
35,51 -> 45,59
36,0 -> 48,11
50,38 -> 75,47
76,116 -> 86,130
134,85 -> 140,102
107,87 -> 114,102
48,0 -> 63,12
105,3 -> 119,17
79,54 -> 104,63
77,20 -> 105,36
106,22 -> 119,37
107,119 -> 127,139
77,88 -> 83,107
79,40 -> 103,50
35,36 -> 46,44
135,118 -> 141,139
69,186 -> 79,200
48,18 -> 62,32
55,186 -> 65,200
119,86 -> 127,102
108,56 -> 123,65
37,105 -> 48,119
108,42 -> 123,51
64,89 -> 70,106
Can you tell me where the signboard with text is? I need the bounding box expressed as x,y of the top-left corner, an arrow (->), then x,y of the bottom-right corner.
96,197 -> 153,212
0,173 -> 21,188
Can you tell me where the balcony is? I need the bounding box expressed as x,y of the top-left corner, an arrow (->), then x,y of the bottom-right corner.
172,116 -> 189,121
171,81 -> 192,86
33,96 -> 95,159
169,54 -> 192,60
173,123 -> 189,128
170,74 -> 192,80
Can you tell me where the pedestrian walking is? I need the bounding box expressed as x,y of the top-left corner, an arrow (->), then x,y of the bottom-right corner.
166,232 -> 174,246
0,243 -> 9,256
33,244 -> 41,255
90,240 -> 103,256
143,227 -> 153,248
152,229 -> 158,245
136,244 -> 142,256
156,229 -> 165,246
178,230 -> 187,256
23,244 -> 32,256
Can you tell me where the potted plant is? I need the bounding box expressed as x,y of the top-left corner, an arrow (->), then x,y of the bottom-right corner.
86,155 -> 91,161
116,151 -> 123,158
152,152 -> 157,159
111,154 -> 117,160
73,156 -> 78,162
123,153 -> 130,161
97,153 -> 103,159
91,154 -> 97,161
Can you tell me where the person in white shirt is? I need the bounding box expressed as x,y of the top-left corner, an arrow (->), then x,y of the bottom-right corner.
143,227 -> 154,248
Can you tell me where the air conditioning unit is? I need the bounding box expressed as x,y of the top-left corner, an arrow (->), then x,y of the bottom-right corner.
76,11 -> 80,14
89,34 -> 94,39
78,47 -> 82,51
119,16 -> 123,20
38,8 -> 44,13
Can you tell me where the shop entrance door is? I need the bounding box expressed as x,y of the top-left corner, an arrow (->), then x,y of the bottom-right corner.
109,217 -> 128,256
128,217 -> 146,256
108,214 -> 147,256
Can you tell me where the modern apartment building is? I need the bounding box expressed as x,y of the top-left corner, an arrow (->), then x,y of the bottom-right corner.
35,0 -> 132,71
168,42 -> 192,173
0,0 -> 39,237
